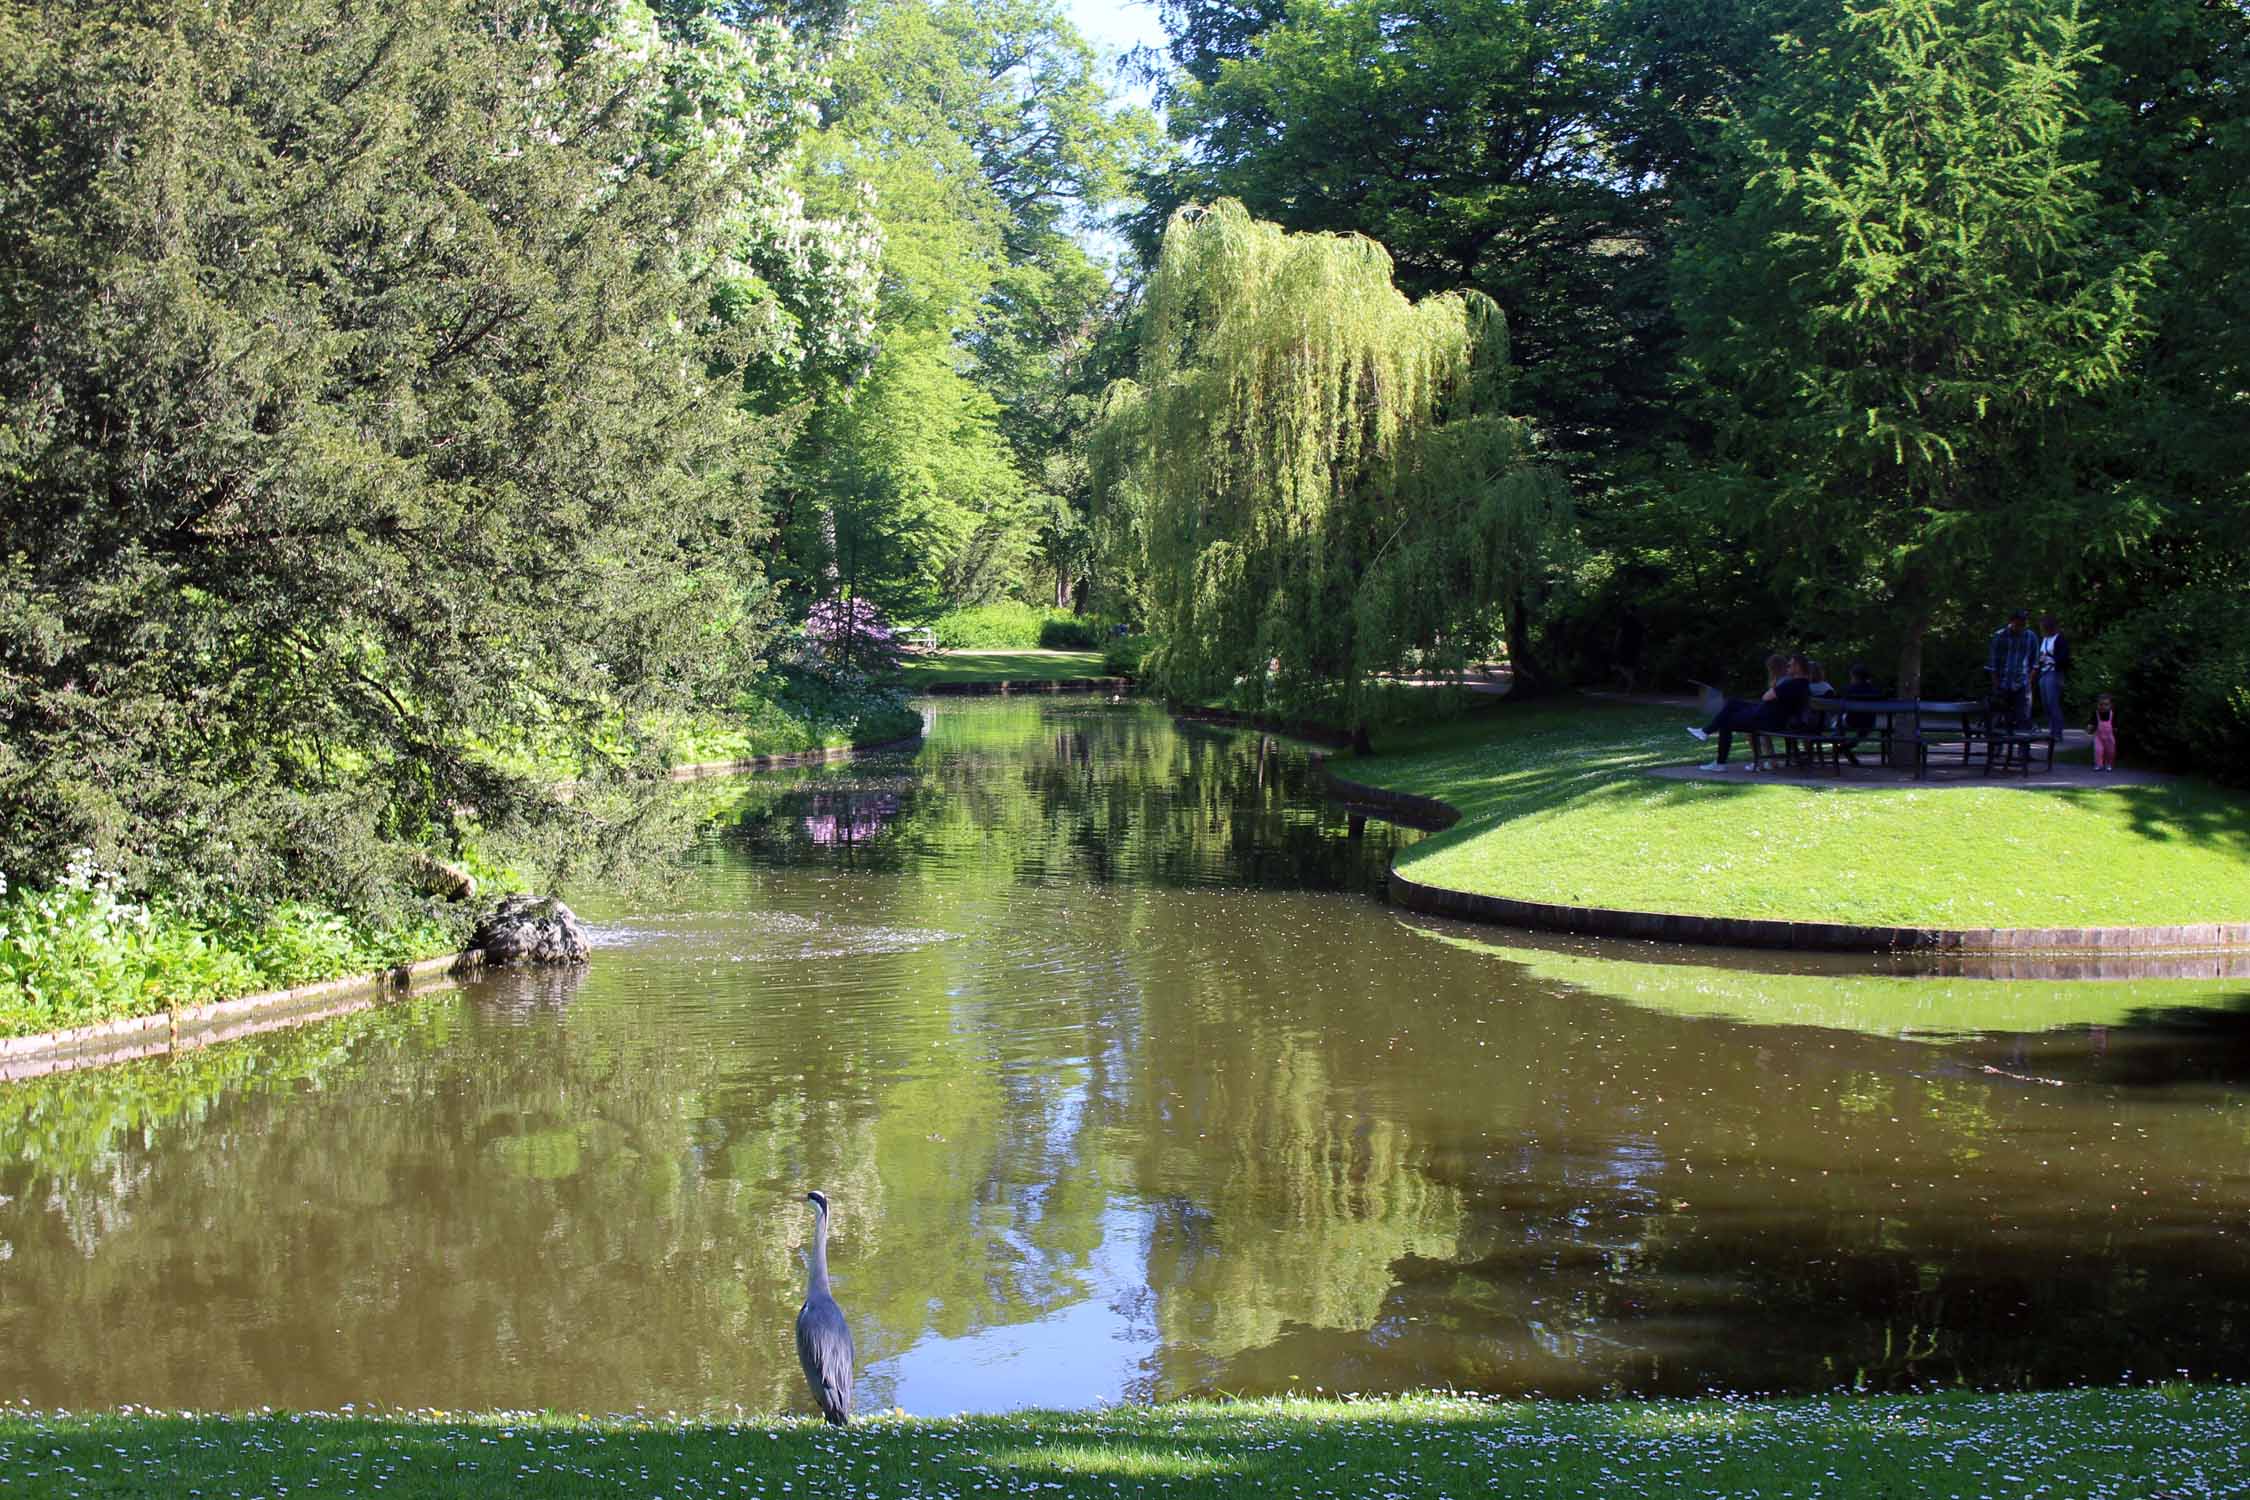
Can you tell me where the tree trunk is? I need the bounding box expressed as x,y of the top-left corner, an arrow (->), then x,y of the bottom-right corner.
1502,581 -> 1554,698
1888,606 -> 1932,768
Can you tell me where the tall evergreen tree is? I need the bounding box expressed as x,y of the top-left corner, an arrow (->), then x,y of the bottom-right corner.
1671,0 -> 2158,698
0,0 -> 815,907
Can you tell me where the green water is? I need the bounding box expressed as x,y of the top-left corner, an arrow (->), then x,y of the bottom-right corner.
2,698 -> 2246,1417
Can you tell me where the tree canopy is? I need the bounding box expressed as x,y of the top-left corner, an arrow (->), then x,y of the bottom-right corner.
0,0 -> 837,907
1097,201 -> 1568,724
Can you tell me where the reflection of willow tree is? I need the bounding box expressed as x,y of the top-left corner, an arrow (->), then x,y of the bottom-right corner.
1108,898 -> 1462,1377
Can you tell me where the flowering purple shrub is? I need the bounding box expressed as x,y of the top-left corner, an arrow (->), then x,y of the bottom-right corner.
802,597 -> 902,676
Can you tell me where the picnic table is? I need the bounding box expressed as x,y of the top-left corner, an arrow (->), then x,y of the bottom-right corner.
1800,697 -> 2054,779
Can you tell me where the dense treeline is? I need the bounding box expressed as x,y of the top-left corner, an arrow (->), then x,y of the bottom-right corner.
1110,0 -> 2248,770
2,0 -> 2244,948
0,0 -> 1151,943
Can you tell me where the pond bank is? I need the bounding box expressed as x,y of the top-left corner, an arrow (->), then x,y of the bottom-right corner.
1335,697 -> 2250,952
6,1388 -> 2243,1498
0,719 -> 924,1069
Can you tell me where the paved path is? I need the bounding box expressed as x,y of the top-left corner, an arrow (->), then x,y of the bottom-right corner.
1647,728 -> 2171,791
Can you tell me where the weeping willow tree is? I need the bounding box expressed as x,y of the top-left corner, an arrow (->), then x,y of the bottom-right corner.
1092,201 -> 1569,727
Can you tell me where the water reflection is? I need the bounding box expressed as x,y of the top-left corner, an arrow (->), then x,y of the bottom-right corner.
0,699 -> 2246,1416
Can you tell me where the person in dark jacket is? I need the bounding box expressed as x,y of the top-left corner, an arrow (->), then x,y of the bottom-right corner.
2034,612 -> 2072,741
1838,663 -> 1886,763
1688,654 -> 1812,769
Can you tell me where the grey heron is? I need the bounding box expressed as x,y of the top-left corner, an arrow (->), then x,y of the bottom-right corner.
794,1189 -> 855,1425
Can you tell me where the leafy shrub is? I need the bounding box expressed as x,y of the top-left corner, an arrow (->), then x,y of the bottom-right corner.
1103,634 -> 1154,676
0,853 -> 462,1037
2072,587 -> 2250,783
932,602 -> 1090,648
1037,616 -> 1102,649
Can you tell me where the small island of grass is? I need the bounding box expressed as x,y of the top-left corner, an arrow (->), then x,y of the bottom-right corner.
1342,698 -> 2250,934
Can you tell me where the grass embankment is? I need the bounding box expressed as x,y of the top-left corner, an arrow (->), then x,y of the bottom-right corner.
4,1390 -> 2243,1498
897,648 -> 1113,686
1347,698 -> 2250,929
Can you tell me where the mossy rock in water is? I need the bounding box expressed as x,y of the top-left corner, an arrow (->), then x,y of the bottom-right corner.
472,895 -> 591,965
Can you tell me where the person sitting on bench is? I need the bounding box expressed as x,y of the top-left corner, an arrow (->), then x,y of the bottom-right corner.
1838,662 -> 1885,763
1688,654 -> 1811,770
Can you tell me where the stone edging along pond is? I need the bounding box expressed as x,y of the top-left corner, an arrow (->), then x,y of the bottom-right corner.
0,950 -> 486,1083
2,732 -> 933,1081
1319,765 -> 2250,956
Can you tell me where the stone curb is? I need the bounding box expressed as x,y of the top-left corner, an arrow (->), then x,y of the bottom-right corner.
0,949 -> 486,1082
1320,765 -> 2250,955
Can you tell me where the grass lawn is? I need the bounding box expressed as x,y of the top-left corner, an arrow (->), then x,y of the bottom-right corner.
897,648 -> 1112,686
1347,698 -> 2250,929
5,1389 -> 2244,1498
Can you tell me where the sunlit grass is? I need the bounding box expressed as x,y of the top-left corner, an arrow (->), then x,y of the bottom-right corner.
897,649 -> 1112,685
3,1389 -> 2245,1497
1350,699 -> 2250,928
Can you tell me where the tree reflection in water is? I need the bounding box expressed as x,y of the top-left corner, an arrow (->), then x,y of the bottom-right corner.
1,700 -> 2246,1415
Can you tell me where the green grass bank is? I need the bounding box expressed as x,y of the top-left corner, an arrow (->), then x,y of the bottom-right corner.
1346,699 -> 2250,930
4,1389 -> 2243,1498
896,648 -> 1113,686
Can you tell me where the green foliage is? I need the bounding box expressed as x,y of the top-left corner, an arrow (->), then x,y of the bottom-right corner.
931,602 -> 1087,649
2072,588 -> 2250,784
1101,634 -> 1155,678
667,676 -> 922,765
772,0 -> 1160,618
1670,0 -> 2160,696
1036,617 -> 1103,650
1154,0 -> 1664,474
0,854 -> 461,1037
0,0 -> 837,914
1097,201 -> 1569,723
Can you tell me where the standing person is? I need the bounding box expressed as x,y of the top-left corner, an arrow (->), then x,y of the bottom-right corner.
2091,693 -> 2118,771
1687,654 -> 1810,769
2034,612 -> 2072,741
1986,608 -> 2035,730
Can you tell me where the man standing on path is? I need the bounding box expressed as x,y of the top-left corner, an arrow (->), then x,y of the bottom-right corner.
1987,608 -> 2035,730
2034,612 -> 2072,742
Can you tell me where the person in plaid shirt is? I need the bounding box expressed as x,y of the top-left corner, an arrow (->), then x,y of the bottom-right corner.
1985,608 -> 2035,730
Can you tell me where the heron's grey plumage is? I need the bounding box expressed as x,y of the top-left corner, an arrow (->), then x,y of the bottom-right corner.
795,1190 -> 854,1425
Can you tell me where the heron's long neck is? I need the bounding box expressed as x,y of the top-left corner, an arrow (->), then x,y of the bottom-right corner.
808,1207 -> 833,1297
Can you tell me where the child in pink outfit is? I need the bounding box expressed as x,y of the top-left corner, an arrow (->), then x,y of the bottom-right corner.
2091,693 -> 2118,770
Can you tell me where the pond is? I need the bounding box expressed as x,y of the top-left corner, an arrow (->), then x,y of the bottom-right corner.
2,698 -> 2248,1416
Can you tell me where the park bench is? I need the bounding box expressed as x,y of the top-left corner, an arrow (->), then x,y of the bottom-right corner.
1746,722 -> 1846,775
898,626 -> 938,652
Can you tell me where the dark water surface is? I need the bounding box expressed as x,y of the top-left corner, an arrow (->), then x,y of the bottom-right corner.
3,699 -> 2248,1416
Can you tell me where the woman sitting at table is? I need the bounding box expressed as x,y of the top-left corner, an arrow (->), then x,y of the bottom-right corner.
1687,654 -> 1811,769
